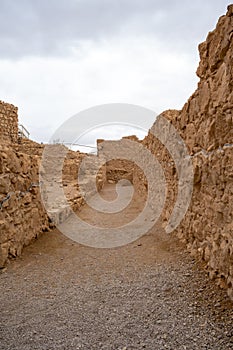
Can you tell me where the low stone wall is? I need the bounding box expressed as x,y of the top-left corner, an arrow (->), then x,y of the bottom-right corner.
0,143 -> 50,267
97,136 -> 139,184
0,101 -> 18,143
0,140 -> 106,267
105,159 -> 135,183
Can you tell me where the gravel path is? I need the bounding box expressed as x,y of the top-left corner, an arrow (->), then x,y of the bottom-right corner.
0,185 -> 232,350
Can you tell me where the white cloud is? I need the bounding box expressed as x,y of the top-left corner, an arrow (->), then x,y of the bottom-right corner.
0,1 -> 230,144
0,35 -> 198,142
69,124 -> 147,153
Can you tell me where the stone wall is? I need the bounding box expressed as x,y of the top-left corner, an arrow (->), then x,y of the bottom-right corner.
0,138 -> 106,267
97,136 -> 142,185
0,101 -> 18,143
0,143 -> 50,267
105,158 -> 135,183
140,112 -> 179,223
98,6 -> 233,300
137,6 -> 233,299
173,5 -> 233,300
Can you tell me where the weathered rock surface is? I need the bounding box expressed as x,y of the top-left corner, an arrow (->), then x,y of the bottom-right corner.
137,6 -> 233,300
99,6 -> 233,300
0,101 -> 18,143
0,139 -> 106,267
0,143 -> 50,267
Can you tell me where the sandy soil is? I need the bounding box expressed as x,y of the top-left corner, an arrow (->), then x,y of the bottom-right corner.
0,184 -> 232,350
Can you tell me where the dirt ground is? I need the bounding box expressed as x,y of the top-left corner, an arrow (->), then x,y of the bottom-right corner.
0,184 -> 232,350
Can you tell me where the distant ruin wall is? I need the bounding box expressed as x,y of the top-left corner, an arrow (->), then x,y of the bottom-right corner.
0,101 -> 18,143
97,136 -> 141,184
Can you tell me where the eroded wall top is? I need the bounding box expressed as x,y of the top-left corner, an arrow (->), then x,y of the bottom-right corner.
0,100 -> 18,143
164,5 -> 233,153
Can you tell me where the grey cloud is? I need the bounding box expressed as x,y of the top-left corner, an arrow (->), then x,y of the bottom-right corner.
0,0 -> 230,58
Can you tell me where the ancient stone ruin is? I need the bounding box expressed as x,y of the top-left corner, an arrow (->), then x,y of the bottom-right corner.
0,5 -> 232,302
95,6 -> 233,300
0,101 -> 18,143
0,124 -> 106,267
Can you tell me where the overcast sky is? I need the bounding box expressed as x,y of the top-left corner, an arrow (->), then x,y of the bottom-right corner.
0,0 -> 230,146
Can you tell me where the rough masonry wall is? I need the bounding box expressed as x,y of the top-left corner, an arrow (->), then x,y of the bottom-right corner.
0,143 -> 50,267
142,6 -> 233,299
0,101 -> 18,143
97,136 -> 139,184
140,110 -> 179,224
0,138 -> 107,267
105,159 -> 134,183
